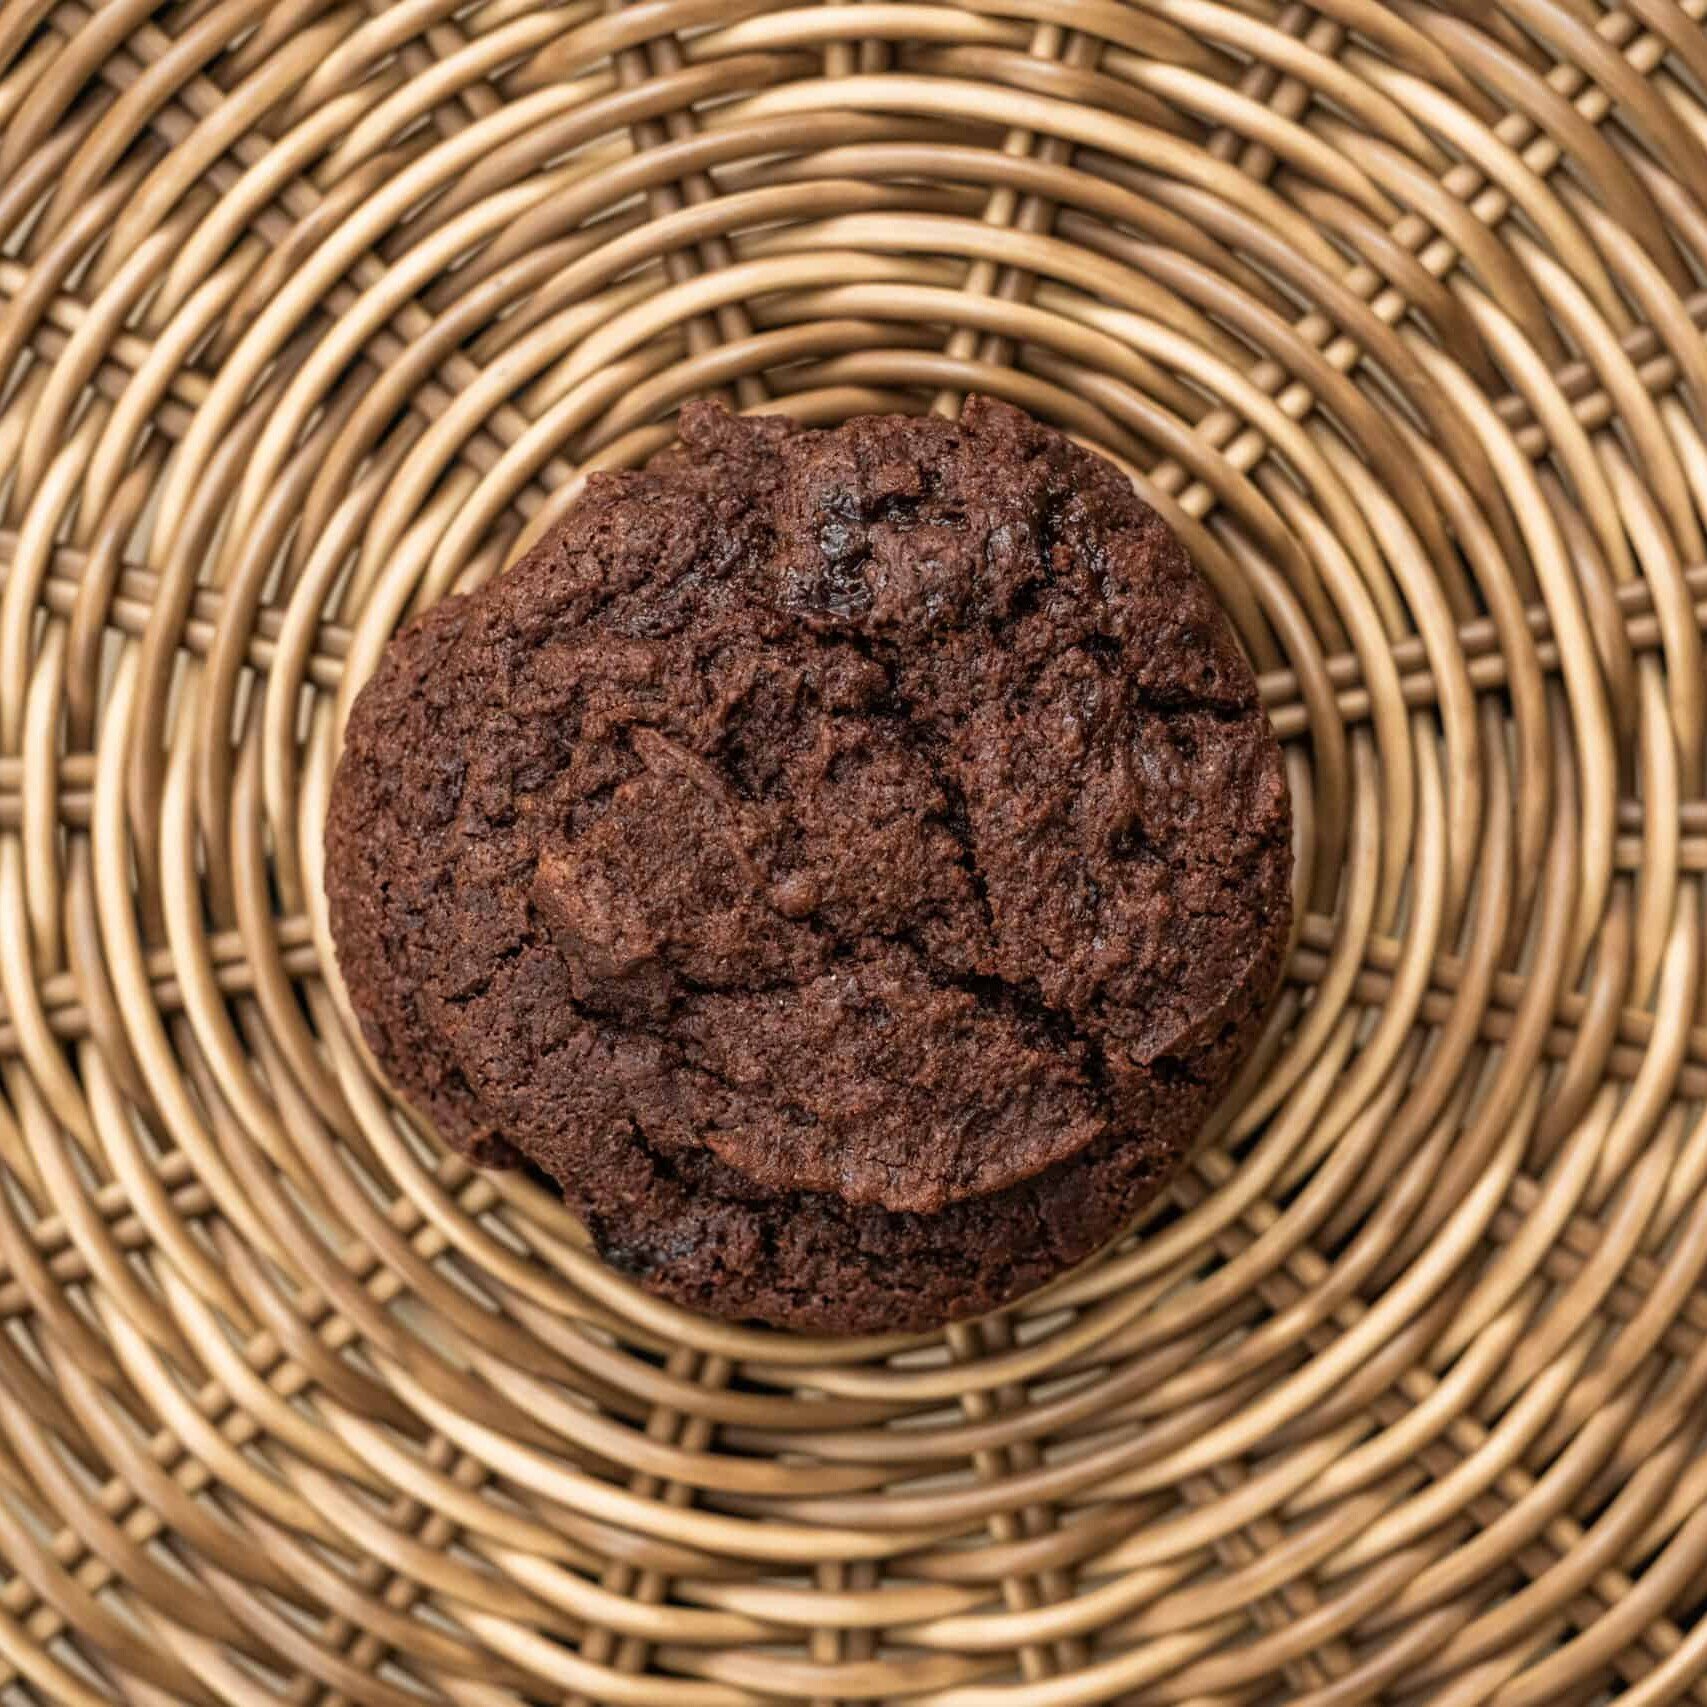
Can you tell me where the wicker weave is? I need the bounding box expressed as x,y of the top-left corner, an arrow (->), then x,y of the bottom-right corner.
2,1 -> 1706,1701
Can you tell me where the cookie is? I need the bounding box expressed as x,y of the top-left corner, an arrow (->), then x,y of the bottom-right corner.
326,398 -> 1292,1333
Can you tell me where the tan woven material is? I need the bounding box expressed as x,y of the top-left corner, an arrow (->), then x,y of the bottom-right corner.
1,1 -> 1706,1701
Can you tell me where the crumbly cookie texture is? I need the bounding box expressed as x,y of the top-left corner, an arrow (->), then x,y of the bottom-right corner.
326,398 -> 1292,1334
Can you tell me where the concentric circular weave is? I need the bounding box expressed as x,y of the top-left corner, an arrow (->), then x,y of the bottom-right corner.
2,1 -> 1706,1701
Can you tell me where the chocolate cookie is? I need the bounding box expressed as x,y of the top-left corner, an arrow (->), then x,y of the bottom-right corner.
326,398 -> 1292,1334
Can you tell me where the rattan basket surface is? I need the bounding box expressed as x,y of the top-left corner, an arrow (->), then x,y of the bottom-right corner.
2,0 -> 1706,1701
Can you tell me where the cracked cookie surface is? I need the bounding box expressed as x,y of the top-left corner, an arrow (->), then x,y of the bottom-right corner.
326,397 -> 1292,1333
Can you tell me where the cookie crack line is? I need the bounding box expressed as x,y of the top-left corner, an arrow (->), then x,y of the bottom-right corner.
437,895 -> 1127,1208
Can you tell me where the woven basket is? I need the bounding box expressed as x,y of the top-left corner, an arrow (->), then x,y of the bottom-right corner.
2,1 -> 1706,1700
